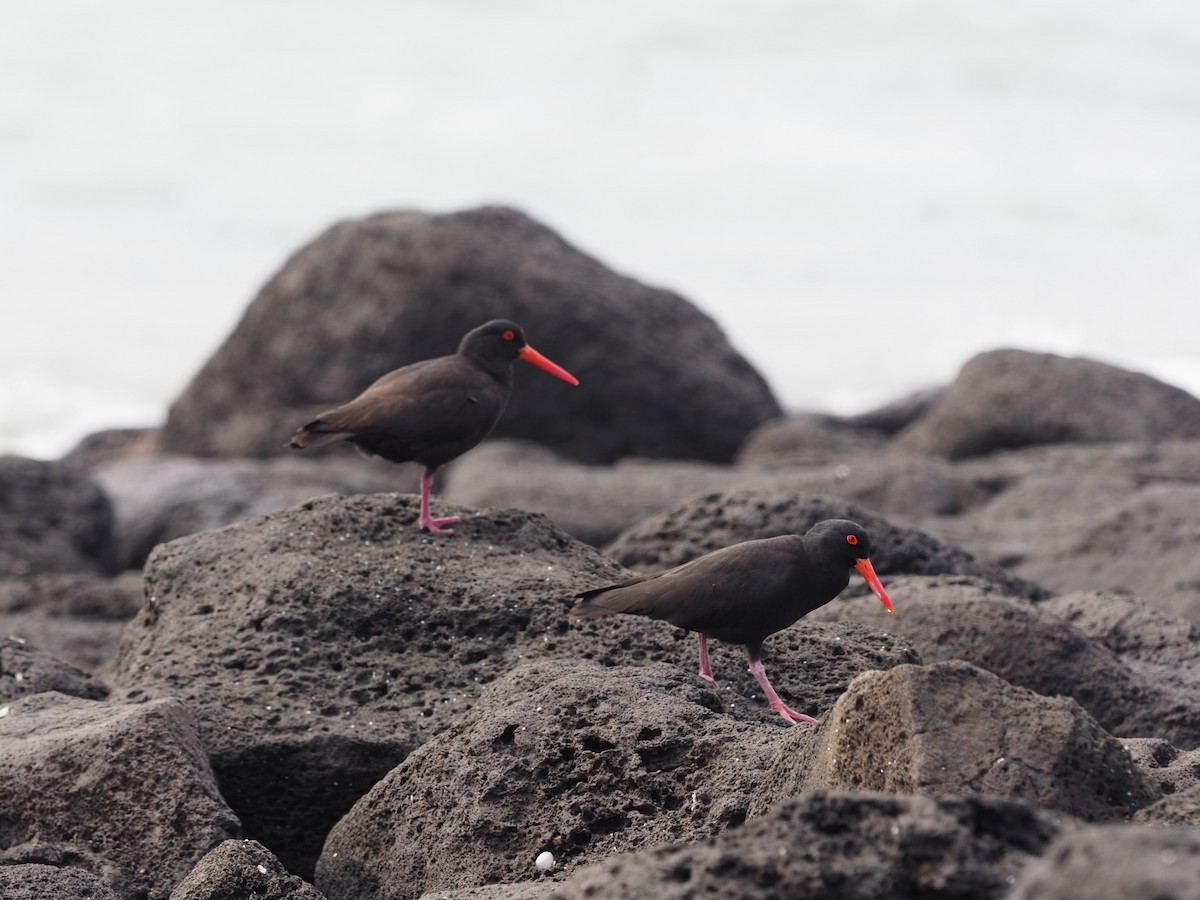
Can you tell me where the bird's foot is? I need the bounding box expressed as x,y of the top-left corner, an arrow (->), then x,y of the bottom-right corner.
698,671 -> 717,685
420,514 -> 462,535
773,702 -> 819,726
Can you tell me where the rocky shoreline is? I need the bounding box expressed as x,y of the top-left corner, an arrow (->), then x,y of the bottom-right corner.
2,207 -> 1199,899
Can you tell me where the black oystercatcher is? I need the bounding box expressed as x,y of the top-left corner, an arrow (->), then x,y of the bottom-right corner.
289,319 -> 578,534
570,519 -> 894,724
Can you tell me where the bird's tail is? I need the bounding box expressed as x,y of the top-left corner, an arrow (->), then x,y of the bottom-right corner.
288,421 -> 353,450
569,586 -> 623,619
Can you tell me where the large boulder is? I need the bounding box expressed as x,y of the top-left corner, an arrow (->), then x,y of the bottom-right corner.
160,206 -> 780,464
893,349 -> 1200,458
755,661 -> 1160,821
552,791 -> 1065,900
0,692 -> 241,899
316,660 -> 786,899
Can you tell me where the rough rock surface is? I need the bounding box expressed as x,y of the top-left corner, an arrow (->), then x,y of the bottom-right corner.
602,490 -> 1043,599
809,575 -> 1200,749
170,839 -> 326,900
0,692 -> 241,899
893,349 -> 1200,458
754,661 -> 1159,821
316,660 -> 783,899
550,791 -> 1065,900
0,456 -> 116,576
1007,825 -> 1200,900
0,863 -> 123,900
105,492 -> 917,879
160,206 -> 780,463
0,636 -> 107,702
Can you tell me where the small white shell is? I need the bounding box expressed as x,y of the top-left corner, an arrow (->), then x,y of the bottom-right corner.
535,851 -> 555,871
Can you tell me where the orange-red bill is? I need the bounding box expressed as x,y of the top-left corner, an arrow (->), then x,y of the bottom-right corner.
519,345 -> 579,385
854,558 -> 894,612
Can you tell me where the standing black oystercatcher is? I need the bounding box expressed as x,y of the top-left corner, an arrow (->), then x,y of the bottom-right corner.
570,519 -> 894,724
289,319 -> 578,534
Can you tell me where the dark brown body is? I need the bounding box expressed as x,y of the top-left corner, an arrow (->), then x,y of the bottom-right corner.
573,534 -> 851,658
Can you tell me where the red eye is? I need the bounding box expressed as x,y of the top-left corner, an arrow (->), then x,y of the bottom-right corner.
502,329 -> 516,341
846,534 -> 859,546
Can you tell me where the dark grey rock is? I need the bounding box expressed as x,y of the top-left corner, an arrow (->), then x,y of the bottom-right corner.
551,791 -> 1065,900
160,206 -> 780,464
1007,825 -> 1200,900
0,571 -> 143,671
316,660 -> 785,899
170,839 -> 326,900
0,864 -> 122,900
893,349 -> 1200,458
0,692 -> 240,899
0,636 -> 107,702
754,661 -> 1160,822
809,575 -> 1200,749
0,456 -> 115,576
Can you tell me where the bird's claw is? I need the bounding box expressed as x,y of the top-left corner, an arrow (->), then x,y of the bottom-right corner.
420,515 -> 462,535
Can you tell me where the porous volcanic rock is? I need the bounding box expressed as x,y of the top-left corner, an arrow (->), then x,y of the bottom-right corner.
550,791 -> 1065,900
808,575 -> 1200,749
753,661 -> 1159,821
0,864 -> 122,900
170,839 -> 326,900
0,692 -> 240,899
1122,739 -> 1200,806
0,636 -> 106,702
105,492 -> 918,879
893,349 -> 1200,458
160,206 -> 780,463
602,490 -> 1043,598
0,456 -> 115,576
315,660 -> 784,900
1007,824 -> 1200,900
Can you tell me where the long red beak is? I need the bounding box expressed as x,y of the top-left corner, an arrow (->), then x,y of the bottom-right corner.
854,558 -> 894,612
519,345 -> 579,385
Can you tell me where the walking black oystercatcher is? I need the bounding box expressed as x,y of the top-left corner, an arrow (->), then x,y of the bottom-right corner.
289,319 -> 578,534
570,519 -> 894,724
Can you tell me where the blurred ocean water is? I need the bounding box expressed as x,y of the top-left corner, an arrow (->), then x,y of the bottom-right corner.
3,0 -> 1199,458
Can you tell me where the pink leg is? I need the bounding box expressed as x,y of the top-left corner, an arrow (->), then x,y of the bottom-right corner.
417,467 -> 462,534
697,633 -> 716,683
748,659 -> 818,725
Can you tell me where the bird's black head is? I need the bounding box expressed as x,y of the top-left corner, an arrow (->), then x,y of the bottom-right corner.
806,518 -> 893,612
806,519 -> 873,564
459,319 -> 528,363
458,319 -> 579,386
